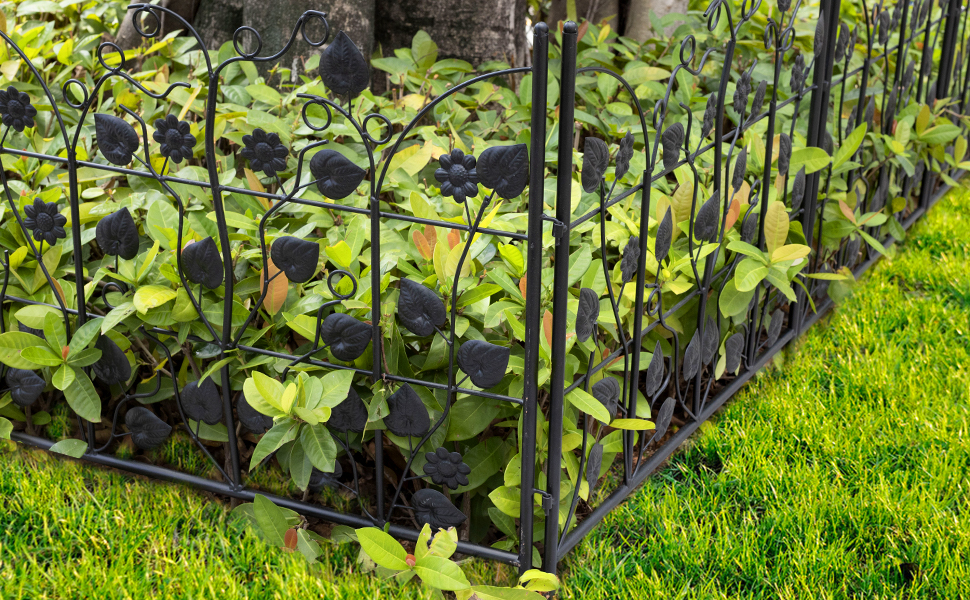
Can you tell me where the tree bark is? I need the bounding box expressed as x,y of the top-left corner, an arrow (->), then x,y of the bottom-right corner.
116,0 -> 202,50
241,0 -> 375,80
193,0 -> 244,50
624,0 -> 687,41
548,0 -> 621,31
375,0 -> 528,68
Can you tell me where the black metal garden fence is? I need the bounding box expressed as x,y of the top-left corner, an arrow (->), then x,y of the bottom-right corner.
0,0 -> 967,576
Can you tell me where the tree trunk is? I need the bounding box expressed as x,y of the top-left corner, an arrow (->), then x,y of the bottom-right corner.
548,0 -> 621,31
624,0 -> 687,41
193,0 -> 244,50
115,0 -> 202,50
375,0 -> 528,68
241,0 -> 375,81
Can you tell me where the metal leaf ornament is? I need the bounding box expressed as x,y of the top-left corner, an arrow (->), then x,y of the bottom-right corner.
655,208 -> 673,264
733,71 -> 751,114
575,288 -> 600,342
845,113 -> 856,138
662,122 -> 684,171
19,322 -> 44,339
835,23 -> 850,62
182,237 -> 224,289
476,144 -> 530,199
615,132 -> 635,180
777,0 -> 791,12
581,137 -> 609,193
397,278 -> 446,337
645,340 -> 665,397
814,12 -> 826,57
741,212 -> 758,243
321,31 -> 369,98
309,462 -> 343,491
95,113 -> 139,166
778,133 -> 792,175
271,236 -> 319,283
903,61 -> 915,91
702,93 -> 718,138
92,335 -> 131,386
329,387 -> 368,433
865,96 -> 875,132
181,378 -> 223,425
423,447 -> 471,489
411,489 -> 467,529
750,80 -> 767,117
791,167 -> 806,212
586,443 -> 604,491
652,397 -> 676,442
732,149 -> 747,190
621,235 -> 641,282
309,149 -> 366,200
384,383 -> 430,437
702,316 -> 719,365
457,340 -> 510,389
96,207 -> 139,260
766,309 -> 785,347
693,194 -> 720,242
878,10 -> 891,45
238,391 -> 274,434
125,407 -> 172,450
724,332 -> 744,374
682,329 -> 700,381
886,88 -> 897,122
6,368 -> 44,407
791,54 -> 805,91
591,377 -> 621,418
320,313 -> 371,362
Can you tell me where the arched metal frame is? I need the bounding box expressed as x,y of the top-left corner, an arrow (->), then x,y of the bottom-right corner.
0,0 -> 966,577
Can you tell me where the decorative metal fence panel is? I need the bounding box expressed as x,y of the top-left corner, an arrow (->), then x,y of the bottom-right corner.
0,0 -> 966,576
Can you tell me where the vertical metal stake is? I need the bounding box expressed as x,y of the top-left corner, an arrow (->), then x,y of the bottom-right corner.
543,19 -> 578,575
518,21 -> 549,574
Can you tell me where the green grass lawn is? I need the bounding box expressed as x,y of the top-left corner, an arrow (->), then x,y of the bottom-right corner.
2,189 -> 969,599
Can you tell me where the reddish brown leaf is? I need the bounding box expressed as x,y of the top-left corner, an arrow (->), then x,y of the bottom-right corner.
518,273 -> 527,300
263,257 -> 289,315
725,197 -> 741,230
448,228 -> 460,249
543,310 -> 553,348
412,230 -> 432,260
283,528 -> 298,551
424,224 -> 437,248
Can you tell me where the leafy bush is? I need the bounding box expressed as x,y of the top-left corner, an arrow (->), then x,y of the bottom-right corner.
0,0 -> 966,572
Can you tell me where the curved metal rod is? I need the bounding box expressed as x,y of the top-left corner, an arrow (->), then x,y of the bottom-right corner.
384,192 -> 496,525
119,106 -> 221,343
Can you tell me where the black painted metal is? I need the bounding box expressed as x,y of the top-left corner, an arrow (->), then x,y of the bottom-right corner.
1,0 -> 968,578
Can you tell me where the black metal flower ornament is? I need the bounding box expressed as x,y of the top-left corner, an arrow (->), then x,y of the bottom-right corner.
423,447 -> 471,490
23,198 -> 67,246
241,128 -> 289,178
95,114 -> 139,166
575,288 -> 600,342
153,114 -> 197,163
411,488 -> 467,529
0,86 -> 37,132
96,206 -> 139,260
6,368 -> 45,407
435,149 -> 479,203
591,377 -> 621,418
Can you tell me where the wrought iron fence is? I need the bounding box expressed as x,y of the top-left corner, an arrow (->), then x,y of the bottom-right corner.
0,0 -> 967,576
